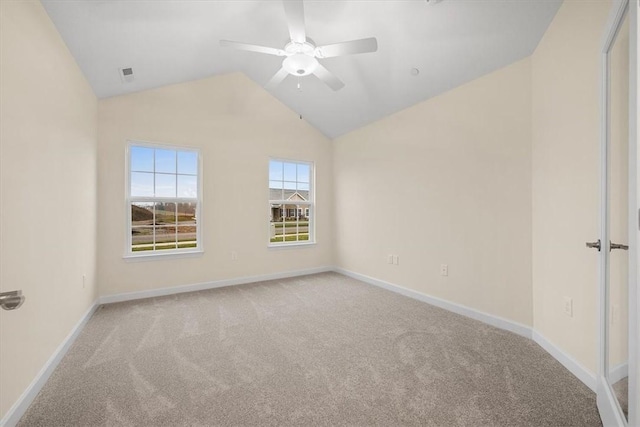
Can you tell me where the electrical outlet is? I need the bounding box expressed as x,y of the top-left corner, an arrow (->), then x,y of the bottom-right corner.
82,274 -> 86,289
394,255 -> 399,265
564,297 -> 573,318
231,251 -> 238,261
387,254 -> 394,264
440,264 -> 448,276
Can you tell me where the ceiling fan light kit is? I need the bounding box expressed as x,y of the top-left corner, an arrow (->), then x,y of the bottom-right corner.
220,0 -> 378,91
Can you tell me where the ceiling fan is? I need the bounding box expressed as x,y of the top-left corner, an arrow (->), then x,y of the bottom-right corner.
220,0 -> 378,91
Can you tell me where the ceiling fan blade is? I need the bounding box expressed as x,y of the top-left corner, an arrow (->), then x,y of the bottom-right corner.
313,63 -> 345,91
265,67 -> 290,90
283,0 -> 306,44
315,37 -> 378,58
220,40 -> 286,57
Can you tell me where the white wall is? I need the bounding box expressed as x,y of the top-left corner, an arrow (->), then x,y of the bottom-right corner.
333,58 -> 533,327
97,73 -> 334,297
0,0 -> 98,420
531,0 -> 612,374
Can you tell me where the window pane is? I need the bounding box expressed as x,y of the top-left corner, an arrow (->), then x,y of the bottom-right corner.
155,226 -> 176,250
129,145 -> 201,255
131,146 -> 154,172
177,226 -> 197,249
155,149 -> 176,173
269,160 -> 283,181
283,162 -> 296,182
177,175 -> 197,198
298,191 -> 309,201
131,202 -> 154,227
131,226 -> 154,252
269,180 -> 283,190
271,204 -> 283,222
131,172 -> 154,197
283,218 -> 298,241
271,205 -> 310,243
297,163 -> 310,183
155,173 -> 176,197
155,202 -> 176,225
270,214 -> 284,243
177,151 -> 197,175
177,202 -> 197,224
268,160 -> 313,246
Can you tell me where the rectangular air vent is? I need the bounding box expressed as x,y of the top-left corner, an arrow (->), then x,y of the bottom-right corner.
119,67 -> 134,83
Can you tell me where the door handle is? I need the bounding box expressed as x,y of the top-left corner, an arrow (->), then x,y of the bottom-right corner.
586,239 -> 601,251
0,290 -> 25,311
610,241 -> 629,251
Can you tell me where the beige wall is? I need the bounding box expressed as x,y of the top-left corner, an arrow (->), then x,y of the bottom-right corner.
0,0 -> 98,420
97,73 -> 333,296
0,0 -> 627,421
531,0 -> 611,374
333,58 -> 533,326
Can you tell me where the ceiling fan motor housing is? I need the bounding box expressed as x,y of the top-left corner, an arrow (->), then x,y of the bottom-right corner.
282,40 -> 318,76
283,53 -> 318,76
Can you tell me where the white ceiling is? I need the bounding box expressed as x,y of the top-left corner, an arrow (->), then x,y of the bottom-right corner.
41,0 -> 562,139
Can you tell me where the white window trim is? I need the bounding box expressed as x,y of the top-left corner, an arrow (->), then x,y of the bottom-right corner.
124,140 -> 203,259
268,158 -> 315,248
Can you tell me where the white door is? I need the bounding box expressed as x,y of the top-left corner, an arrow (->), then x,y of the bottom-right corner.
595,0 -> 638,425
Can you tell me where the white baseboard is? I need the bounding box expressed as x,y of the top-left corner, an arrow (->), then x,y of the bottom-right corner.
609,362 -> 629,385
334,267 -> 532,339
334,267 -> 599,392
99,266 -> 333,305
528,332 -> 597,391
0,301 -> 99,427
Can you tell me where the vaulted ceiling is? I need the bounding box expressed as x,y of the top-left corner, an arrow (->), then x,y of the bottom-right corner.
41,0 -> 562,138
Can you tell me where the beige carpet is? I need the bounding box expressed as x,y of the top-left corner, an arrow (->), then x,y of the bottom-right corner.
19,272 -> 601,426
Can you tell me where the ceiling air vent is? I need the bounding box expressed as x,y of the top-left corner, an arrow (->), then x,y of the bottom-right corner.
119,67 -> 134,83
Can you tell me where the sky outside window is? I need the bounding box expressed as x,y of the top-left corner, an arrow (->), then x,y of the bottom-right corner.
269,160 -> 310,191
131,147 -> 198,197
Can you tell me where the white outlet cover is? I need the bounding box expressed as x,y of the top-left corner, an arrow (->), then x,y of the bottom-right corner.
563,297 -> 573,317
440,264 -> 448,276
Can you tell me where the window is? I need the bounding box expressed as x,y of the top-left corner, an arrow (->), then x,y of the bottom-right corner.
269,159 -> 313,245
127,142 -> 201,256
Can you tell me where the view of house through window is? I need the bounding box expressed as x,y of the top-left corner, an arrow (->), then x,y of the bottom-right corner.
128,143 -> 200,254
269,159 -> 313,244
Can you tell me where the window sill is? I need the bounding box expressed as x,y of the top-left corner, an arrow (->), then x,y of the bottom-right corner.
268,242 -> 317,250
123,250 -> 204,262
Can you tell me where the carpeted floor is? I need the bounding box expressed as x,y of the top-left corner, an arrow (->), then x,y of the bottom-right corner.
18,272 -> 602,426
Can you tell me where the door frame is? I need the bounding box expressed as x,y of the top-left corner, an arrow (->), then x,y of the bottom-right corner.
597,0 -> 639,425
630,1 -> 639,425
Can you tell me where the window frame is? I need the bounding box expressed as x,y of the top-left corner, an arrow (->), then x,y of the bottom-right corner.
268,158 -> 315,248
124,140 -> 203,259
